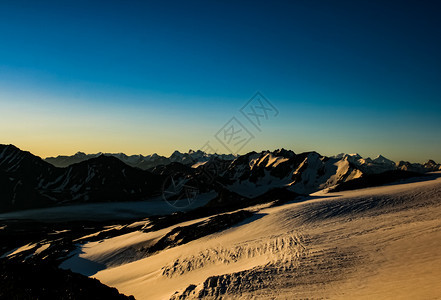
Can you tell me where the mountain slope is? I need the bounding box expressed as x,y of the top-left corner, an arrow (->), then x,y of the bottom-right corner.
0,144 -> 63,211
43,155 -> 163,203
0,145 -> 163,212
56,172 -> 441,299
220,150 -> 364,197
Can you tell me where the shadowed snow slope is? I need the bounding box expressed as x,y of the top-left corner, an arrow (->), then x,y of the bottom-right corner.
59,172 -> 441,299
0,192 -> 216,222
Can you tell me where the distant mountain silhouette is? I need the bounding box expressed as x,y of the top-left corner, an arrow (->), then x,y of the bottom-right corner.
1,144 -> 439,213
0,145 -> 163,212
45,150 -> 237,169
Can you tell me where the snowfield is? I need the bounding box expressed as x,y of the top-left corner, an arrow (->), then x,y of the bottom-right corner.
0,192 -> 215,222
56,172 -> 441,299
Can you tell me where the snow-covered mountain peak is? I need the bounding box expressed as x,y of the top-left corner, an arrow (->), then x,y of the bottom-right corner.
73,152 -> 87,157
371,155 -> 396,168
333,153 -> 362,161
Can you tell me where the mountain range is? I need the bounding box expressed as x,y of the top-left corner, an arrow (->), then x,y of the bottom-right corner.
1,144 -> 440,213
0,145 -> 162,212
45,150 -> 237,169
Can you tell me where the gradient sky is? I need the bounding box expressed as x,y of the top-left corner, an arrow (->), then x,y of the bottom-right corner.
0,0 -> 440,162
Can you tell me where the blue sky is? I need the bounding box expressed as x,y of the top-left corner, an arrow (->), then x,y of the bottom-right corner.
0,0 -> 440,162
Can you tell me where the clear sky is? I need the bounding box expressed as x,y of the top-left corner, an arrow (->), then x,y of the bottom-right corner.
0,0 -> 440,162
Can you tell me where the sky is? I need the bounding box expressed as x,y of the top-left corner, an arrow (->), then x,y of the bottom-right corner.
0,0 -> 440,162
